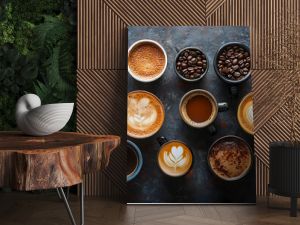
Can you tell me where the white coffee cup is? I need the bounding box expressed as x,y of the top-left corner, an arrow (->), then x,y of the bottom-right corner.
128,39 -> 167,82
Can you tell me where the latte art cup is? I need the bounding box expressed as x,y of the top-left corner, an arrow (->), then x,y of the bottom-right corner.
128,39 -> 168,82
157,137 -> 193,177
237,92 -> 254,135
127,90 -> 165,139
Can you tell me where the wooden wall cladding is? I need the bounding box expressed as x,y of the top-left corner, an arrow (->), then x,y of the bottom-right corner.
77,0 -> 300,199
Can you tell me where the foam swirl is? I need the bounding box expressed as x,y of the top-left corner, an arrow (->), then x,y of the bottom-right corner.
246,104 -> 253,124
128,97 -> 158,130
163,146 -> 189,171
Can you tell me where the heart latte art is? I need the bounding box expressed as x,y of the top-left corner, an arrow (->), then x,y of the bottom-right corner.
127,91 -> 164,138
158,141 -> 193,177
164,146 -> 190,170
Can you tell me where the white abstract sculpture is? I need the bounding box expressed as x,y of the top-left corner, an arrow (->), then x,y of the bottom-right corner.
16,94 -> 74,136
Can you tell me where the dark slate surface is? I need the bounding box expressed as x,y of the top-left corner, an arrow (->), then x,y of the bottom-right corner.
127,26 -> 255,203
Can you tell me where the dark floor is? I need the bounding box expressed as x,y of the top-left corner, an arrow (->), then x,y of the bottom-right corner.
0,192 -> 299,225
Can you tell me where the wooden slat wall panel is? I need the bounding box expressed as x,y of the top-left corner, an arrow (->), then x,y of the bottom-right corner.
77,69 -> 127,199
206,0 -> 300,196
77,0 -> 300,199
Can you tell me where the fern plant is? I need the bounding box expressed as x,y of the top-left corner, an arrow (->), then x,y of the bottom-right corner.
32,15 -> 76,130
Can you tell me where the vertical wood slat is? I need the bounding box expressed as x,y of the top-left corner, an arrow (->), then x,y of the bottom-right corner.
206,0 -> 300,196
77,0 -> 300,198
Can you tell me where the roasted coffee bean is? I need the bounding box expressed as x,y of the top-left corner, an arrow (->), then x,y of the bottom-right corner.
190,51 -> 197,57
222,67 -> 229,74
216,44 -> 250,81
191,58 -> 197,64
234,72 -> 241,77
176,48 -> 207,80
237,53 -> 244,59
232,65 -> 239,71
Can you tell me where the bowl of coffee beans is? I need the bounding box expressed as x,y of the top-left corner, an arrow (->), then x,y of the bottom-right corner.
175,47 -> 208,82
214,42 -> 251,84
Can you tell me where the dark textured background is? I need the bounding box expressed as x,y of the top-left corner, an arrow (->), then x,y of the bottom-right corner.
77,0 -> 300,200
127,26 -> 255,203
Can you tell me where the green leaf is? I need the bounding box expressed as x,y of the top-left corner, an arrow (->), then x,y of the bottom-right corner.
21,65 -> 38,79
3,67 -> 14,77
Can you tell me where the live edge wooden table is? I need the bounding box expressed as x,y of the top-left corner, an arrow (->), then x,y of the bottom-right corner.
0,131 -> 120,225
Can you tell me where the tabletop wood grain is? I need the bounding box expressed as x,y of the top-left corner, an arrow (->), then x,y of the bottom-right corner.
0,132 -> 120,191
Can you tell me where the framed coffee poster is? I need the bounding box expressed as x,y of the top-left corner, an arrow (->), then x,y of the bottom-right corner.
127,26 -> 255,203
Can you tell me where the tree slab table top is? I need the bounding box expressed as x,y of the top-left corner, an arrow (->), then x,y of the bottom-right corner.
0,132 -> 120,191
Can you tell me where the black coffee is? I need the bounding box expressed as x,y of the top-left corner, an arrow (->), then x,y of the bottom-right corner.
127,146 -> 138,176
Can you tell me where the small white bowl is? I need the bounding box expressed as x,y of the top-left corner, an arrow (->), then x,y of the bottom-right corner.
128,39 -> 167,83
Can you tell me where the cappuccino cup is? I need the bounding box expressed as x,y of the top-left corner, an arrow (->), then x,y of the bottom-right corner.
179,89 -> 228,131
128,39 -> 167,82
157,136 -> 193,177
237,92 -> 254,135
127,90 -> 165,139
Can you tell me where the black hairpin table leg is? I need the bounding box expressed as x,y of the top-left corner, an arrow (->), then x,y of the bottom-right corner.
57,183 -> 84,225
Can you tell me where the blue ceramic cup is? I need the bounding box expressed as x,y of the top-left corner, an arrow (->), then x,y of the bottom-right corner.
127,140 -> 143,182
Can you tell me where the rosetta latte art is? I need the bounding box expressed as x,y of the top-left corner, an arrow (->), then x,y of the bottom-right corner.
246,105 -> 253,124
128,97 -> 157,130
164,146 -> 189,171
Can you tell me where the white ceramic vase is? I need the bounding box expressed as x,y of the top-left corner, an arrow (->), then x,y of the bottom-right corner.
16,94 -> 74,136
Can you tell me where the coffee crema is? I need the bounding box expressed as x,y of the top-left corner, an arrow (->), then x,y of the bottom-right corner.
128,42 -> 166,79
180,90 -> 217,128
158,141 -> 192,177
127,91 -> 164,138
186,95 -> 213,123
209,137 -> 251,180
238,93 -> 253,135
